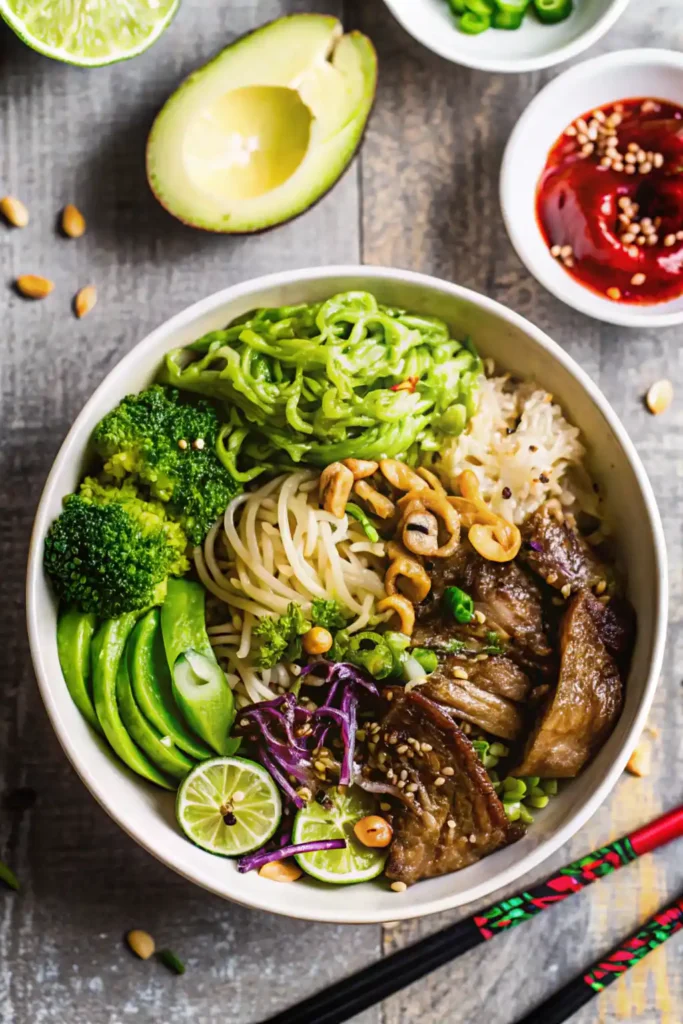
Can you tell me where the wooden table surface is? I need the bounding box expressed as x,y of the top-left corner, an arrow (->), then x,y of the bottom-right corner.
1,2 -> 682,1022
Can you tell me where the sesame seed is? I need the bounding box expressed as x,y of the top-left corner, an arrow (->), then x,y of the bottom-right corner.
577,132 -> 589,145
581,142 -> 594,156
400,769 -> 408,781
631,273 -> 646,286
380,802 -> 391,811
628,245 -> 639,259
406,783 -> 418,793
473,610 -> 486,625
397,780 -> 406,789
178,439 -> 188,450
442,767 -> 455,776
561,583 -> 572,599
421,743 -> 433,752
560,245 -> 573,259
606,287 -> 621,301
453,667 -> 468,680
618,196 -> 631,211
600,157 -> 612,169
621,232 -> 635,244
678,232 -> 683,242
565,125 -> 578,137
391,881 -> 407,893
595,580 -> 607,595
664,234 -> 676,247
434,777 -> 446,787
192,438 -> 205,450
397,744 -> 408,754
385,691 -> 393,701
447,819 -> 457,829
639,161 -> 653,174
550,244 -> 561,258
653,153 -> 664,168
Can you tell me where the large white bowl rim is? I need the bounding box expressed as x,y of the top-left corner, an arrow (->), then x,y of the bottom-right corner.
27,265 -> 667,923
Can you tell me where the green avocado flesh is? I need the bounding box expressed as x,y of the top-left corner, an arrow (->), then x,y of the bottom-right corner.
146,14 -> 377,233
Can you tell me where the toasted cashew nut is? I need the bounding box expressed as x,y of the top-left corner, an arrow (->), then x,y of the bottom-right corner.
402,507 -> 439,556
379,459 -> 430,493
319,462 -> 354,519
377,594 -> 416,635
416,466 -> 448,496
354,479 -> 395,519
396,492 -> 460,558
342,458 -> 379,481
469,522 -> 521,562
385,549 -> 432,603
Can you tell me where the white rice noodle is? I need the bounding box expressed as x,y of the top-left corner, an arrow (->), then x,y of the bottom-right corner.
195,470 -> 387,705
439,375 -> 595,524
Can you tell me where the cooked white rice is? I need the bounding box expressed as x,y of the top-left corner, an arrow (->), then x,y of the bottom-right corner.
439,374 -> 596,525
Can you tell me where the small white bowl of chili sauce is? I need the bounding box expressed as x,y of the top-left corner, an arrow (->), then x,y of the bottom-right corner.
501,49 -> 683,327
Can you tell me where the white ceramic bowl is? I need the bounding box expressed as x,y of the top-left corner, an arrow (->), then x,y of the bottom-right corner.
381,0 -> 629,74
27,266 -> 667,923
501,49 -> 683,327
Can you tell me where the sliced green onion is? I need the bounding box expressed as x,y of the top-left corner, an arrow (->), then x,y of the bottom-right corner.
443,586 -> 474,624
489,742 -> 509,759
533,0 -> 573,24
412,648 -> 438,675
345,503 -> 380,543
459,10 -> 491,32
447,0 -> 468,12
542,779 -> 559,796
529,794 -> 550,809
492,9 -> 525,28
348,632 -> 394,680
465,0 -> 495,14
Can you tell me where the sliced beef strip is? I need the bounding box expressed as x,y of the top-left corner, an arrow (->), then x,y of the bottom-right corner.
424,672 -> 525,741
513,591 -> 623,778
415,543 -> 553,673
585,594 -> 636,670
463,656 -> 532,703
362,687 -> 522,885
520,503 -> 607,593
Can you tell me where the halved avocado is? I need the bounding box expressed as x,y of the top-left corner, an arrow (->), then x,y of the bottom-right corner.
146,14 -> 377,233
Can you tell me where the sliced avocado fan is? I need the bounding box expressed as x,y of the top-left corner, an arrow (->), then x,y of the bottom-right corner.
146,14 -> 377,234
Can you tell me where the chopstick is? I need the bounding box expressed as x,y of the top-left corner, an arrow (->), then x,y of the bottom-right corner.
515,892 -> 683,1024
260,805 -> 683,1024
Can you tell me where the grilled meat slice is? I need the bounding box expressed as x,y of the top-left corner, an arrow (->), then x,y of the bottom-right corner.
363,688 -> 522,885
425,671 -> 525,741
513,591 -> 623,778
414,544 -> 553,672
464,656 -> 532,703
520,503 -> 607,593
585,594 -> 635,670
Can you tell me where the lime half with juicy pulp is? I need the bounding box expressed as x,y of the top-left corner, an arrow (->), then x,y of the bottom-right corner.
292,786 -> 388,884
0,0 -> 179,67
176,756 -> 281,857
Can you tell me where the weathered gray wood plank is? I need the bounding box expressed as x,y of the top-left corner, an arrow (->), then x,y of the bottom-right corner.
355,1 -> 683,1022
0,3 -> 378,1023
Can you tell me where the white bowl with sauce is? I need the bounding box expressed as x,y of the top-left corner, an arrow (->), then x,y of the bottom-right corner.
26,265 -> 667,923
501,48 -> 683,327
382,0 -> 630,74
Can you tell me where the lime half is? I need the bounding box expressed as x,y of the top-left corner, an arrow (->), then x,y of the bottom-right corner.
176,756 -> 281,857
0,0 -> 179,67
292,787 -> 388,885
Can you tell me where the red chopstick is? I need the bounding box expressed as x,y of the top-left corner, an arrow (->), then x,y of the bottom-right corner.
516,892 -> 683,1024
261,805 -> 683,1024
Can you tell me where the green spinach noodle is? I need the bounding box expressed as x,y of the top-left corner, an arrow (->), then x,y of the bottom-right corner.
160,291 -> 482,474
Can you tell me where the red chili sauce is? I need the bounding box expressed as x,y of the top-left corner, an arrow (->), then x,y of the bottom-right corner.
536,97 -> 683,304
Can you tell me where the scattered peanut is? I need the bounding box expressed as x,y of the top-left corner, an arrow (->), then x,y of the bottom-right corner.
302,626 -> 333,656
15,274 -> 54,299
626,742 -> 651,778
0,195 -> 29,228
354,815 -> 393,849
646,379 -> 673,416
258,859 -> 303,883
62,203 -> 86,238
126,929 -> 155,960
74,284 -> 97,318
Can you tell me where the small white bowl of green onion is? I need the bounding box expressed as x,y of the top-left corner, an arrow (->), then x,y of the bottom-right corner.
381,0 -> 630,73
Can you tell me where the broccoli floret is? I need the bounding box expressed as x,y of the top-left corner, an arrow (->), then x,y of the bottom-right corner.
310,598 -> 348,631
253,603 -> 310,669
92,385 -> 240,544
44,478 -> 189,618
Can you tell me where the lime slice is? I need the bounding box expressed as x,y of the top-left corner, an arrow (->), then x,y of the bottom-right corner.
176,756 -> 281,857
292,787 -> 387,885
0,0 -> 179,67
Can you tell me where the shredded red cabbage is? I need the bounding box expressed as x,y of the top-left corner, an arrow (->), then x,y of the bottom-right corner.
237,662 -> 378,807
237,839 -> 346,874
